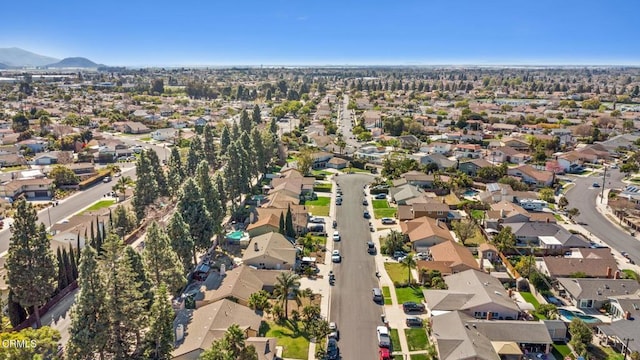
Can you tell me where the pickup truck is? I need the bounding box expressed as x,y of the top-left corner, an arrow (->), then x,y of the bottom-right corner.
377,326 -> 391,348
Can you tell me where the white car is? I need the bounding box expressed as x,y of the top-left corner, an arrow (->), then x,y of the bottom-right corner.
331,250 -> 341,263
332,231 -> 341,241
329,322 -> 339,340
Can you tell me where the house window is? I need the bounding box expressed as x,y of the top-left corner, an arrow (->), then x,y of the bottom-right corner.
474,312 -> 482,318
437,211 -> 443,215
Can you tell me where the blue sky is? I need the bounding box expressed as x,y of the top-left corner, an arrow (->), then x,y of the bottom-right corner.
2,0 -> 639,66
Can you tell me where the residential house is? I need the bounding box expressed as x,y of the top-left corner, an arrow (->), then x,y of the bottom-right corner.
431,311 -> 553,360
484,200 -> 556,230
152,128 -> 178,142
398,135 -> 420,150
0,178 -> 54,199
409,152 -> 455,170
599,291 -> 640,354
362,110 -> 381,128
66,163 -> 96,179
423,269 -> 522,320
248,205 -> 308,237
478,243 -> 499,263
421,142 -> 453,155
310,151 -> 333,169
326,157 -> 348,169
17,139 -> 47,153
0,153 -> 26,167
417,241 -> 479,276
399,216 -> 454,251
353,145 -> 392,164
400,171 -> 435,188
500,137 -> 530,151
32,151 -> 72,165
396,201 -> 450,222
458,158 -> 493,176
478,183 -> 539,205
538,248 -> 619,279
243,232 -> 297,270
113,121 -> 150,134
453,144 -> 483,159
172,299 -> 263,360
557,278 -> 639,310
487,146 -> 530,164
505,222 -> 590,249
507,165 -> 554,187
245,337 -> 278,360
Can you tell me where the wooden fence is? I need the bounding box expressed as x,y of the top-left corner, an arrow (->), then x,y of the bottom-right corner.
14,280 -> 78,331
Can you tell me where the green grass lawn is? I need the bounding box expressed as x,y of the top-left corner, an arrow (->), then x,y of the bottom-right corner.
264,321 -> 310,359
411,355 -> 429,360
623,269 -> 640,282
382,286 -> 393,305
139,136 -> 152,141
389,329 -> 401,352
384,263 -> 408,284
552,343 -> 573,360
519,292 -> 540,308
372,200 -> 390,209
374,208 -> 397,219
83,200 -> 115,213
312,170 -> 333,176
470,209 -> 484,220
554,214 -> 564,222
313,183 -> 333,192
589,345 -> 624,360
307,206 -> 329,216
393,356 -> 403,360
405,328 -> 429,351
396,287 -> 425,304
304,197 -> 331,206
465,227 -> 486,246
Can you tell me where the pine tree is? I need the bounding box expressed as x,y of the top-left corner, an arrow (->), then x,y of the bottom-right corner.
231,121 -> 240,141
252,104 -> 261,124
143,222 -> 186,294
240,109 -> 251,134
6,199 -> 56,328
124,246 -> 154,311
7,290 -> 27,327
56,248 -> 68,291
203,124 -> 218,168
269,117 -> 278,136
67,246 -> 109,360
62,247 -> 73,287
186,135 -> 204,177
144,284 -> 175,360
220,126 -> 231,157
69,243 -> 78,281
215,173 -> 227,213
102,234 -> 148,358
167,146 -> 185,196
285,205 -> 295,238
279,212 -> 285,235
167,212 -> 195,271
132,150 -> 159,222
178,178 -> 214,264
240,131 -> 258,181
197,161 -> 223,234
251,128 -> 267,174
147,149 -> 169,197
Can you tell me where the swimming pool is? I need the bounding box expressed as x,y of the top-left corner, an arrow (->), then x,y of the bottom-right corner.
463,190 -> 478,197
559,309 -> 601,324
226,231 -> 249,243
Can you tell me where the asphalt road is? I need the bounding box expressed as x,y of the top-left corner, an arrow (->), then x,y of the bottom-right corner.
331,174 -> 380,360
564,168 -> 640,262
339,95 -> 359,153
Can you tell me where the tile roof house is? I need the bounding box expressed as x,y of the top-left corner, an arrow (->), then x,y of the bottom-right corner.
538,248 -> 618,279
423,270 -> 521,320
242,232 -> 297,270
418,241 -> 479,275
172,299 -> 263,360
247,205 -> 308,237
389,183 -> 429,205
396,201 -> 450,222
458,158 -> 493,176
400,216 -> 454,251
507,164 -> 554,187
505,222 -> 590,249
0,178 -> 54,199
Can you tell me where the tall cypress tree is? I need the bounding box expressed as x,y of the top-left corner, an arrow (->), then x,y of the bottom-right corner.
185,135 -> 204,177
143,222 -> 186,295
178,179 -> 213,265
215,173 -> 227,213
5,199 -> 57,328
61,247 -> 73,287
279,212 -> 285,235
252,104 -> 261,124
56,248 -> 68,291
203,124 -> 218,169
147,149 -> 169,197
67,246 -> 109,360
167,146 -> 184,196
69,243 -> 78,281
240,109 -> 251,134
144,284 -> 175,360
167,212 -> 194,271
220,125 -> 231,157
285,205 -> 295,238
197,161 -> 223,234
132,150 -> 159,222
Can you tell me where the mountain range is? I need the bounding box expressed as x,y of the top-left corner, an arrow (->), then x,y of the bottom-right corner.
0,47 -> 103,68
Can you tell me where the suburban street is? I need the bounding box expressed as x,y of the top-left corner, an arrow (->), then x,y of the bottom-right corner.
564,168 -> 640,263
331,173 -> 380,360
338,95 -> 358,153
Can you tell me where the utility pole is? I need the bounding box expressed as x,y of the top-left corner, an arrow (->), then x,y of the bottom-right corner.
623,337 -> 634,360
601,165 -> 607,204
47,207 -> 52,229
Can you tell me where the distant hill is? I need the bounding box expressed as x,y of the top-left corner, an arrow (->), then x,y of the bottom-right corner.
0,63 -> 9,69
46,57 -> 101,68
0,47 -> 59,67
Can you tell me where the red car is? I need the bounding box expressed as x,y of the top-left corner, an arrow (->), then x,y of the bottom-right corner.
379,347 -> 391,360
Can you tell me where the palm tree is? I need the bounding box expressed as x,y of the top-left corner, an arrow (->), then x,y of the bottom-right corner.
383,230 -> 405,255
224,324 -> 246,358
273,272 -> 301,320
401,254 -> 417,286
112,176 -> 133,201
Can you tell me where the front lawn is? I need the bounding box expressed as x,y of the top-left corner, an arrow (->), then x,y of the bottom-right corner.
405,328 -> 429,351
372,200 -> 390,209
395,287 -> 425,304
389,329 -> 401,352
374,208 -> 397,219
307,206 -> 329,216
313,183 -> 333,193
411,355 -> 429,360
384,263 -> 408,284
304,197 -> 331,206
83,200 -> 116,213
382,286 -> 393,305
263,321 -> 310,359
304,197 -> 330,216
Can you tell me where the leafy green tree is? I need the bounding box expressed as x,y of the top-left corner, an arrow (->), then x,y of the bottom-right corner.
67,246 -> 110,360
112,204 -> 136,238
11,113 -> 29,132
49,164 -> 79,186
178,178 -> 214,264
150,78 -> 164,94
248,290 -> 271,311
167,211 -> 195,271
296,148 -> 314,175
493,226 -> 516,253
381,230 -> 406,255
102,234 -> 149,358
251,128 -> 267,174
558,196 -> 569,209
537,303 -> 559,319
220,125 -> 231,156
6,199 -> 57,328
0,326 -> 61,359
274,272 -> 301,320
400,254 -> 417,285
567,207 -> 580,219
538,188 -> 555,203
143,222 -> 186,294
452,219 -> 476,246
569,318 -> 592,355
144,284 -> 175,360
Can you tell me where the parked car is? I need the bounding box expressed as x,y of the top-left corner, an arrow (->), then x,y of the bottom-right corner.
622,251 -> 630,259
592,182 -> 600,188
329,322 -> 339,340
402,301 -> 425,313
376,326 -> 391,348
326,338 -> 339,360
372,288 -> 383,303
375,193 -> 387,199
336,197 -> 343,205
309,217 -> 325,224
379,347 -> 391,360
367,241 -> 376,254
406,316 -> 423,327
363,210 -> 371,219
381,217 -> 396,225
393,251 -> 407,259
363,198 -> 368,205
332,231 -> 341,241
331,250 -> 341,263
103,176 -> 111,183
332,220 -> 337,228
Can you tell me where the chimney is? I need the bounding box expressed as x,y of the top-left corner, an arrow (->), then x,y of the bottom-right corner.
607,267 -> 613,278
436,219 -> 440,228
254,242 -> 259,252
626,311 -> 632,320
615,270 -> 621,279
546,217 -> 550,223
508,289 -> 513,298
486,312 -> 492,320
265,340 -> 270,354
500,209 -> 505,218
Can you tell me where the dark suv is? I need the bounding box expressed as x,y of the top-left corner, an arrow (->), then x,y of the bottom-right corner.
327,338 -> 339,360
402,301 -> 425,313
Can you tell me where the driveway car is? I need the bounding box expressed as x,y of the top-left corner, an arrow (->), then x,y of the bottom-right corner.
402,301 -> 425,313
327,338 -> 339,360
375,193 -> 387,199
103,176 -> 111,183
310,217 -> 325,224
332,231 -> 341,241
406,316 -> 423,327
331,250 -> 341,263
381,217 -> 396,224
